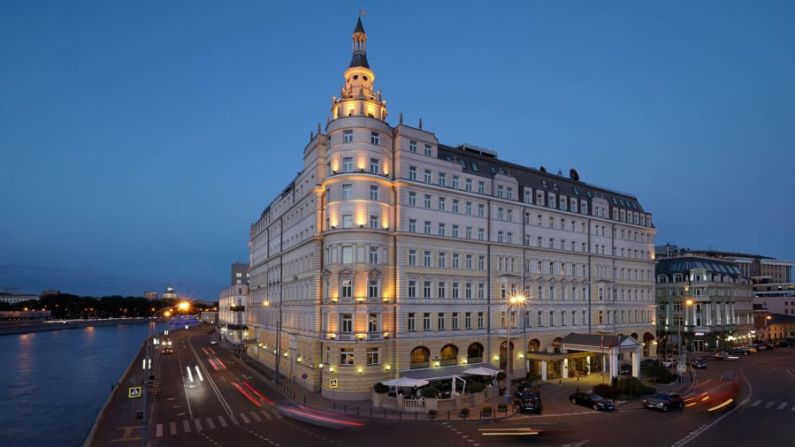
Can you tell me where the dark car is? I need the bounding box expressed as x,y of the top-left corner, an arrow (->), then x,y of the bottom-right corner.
569,392 -> 615,411
725,348 -> 748,356
513,390 -> 542,414
776,340 -> 794,348
643,393 -> 684,412
690,358 -> 707,369
619,364 -> 632,375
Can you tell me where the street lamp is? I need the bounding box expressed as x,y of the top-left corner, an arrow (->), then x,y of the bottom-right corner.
678,295 -> 694,364
503,292 -> 527,404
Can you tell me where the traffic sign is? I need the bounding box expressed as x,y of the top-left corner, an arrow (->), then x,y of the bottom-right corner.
329,378 -> 338,389
128,386 -> 142,398
676,364 -> 687,374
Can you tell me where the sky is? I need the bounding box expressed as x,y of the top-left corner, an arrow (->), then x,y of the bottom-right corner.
1,1 -> 794,300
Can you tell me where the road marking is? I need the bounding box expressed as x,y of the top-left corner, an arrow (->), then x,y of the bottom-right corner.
229,413 -> 239,425
249,411 -> 262,422
205,417 -> 216,429
271,410 -> 282,419
182,419 -> 191,433
194,418 -> 203,431
778,402 -> 788,410
751,400 -> 762,407
217,415 -> 228,427
260,410 -> 273,420
765,401 -> 774,409
155,424 -> 163,438
169,422 -> 177,435
239,412 -> 251,424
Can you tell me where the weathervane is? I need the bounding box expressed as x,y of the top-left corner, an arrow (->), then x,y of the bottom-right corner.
359,9 -> 367,17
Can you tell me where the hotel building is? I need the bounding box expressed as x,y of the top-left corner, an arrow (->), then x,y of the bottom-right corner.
247,19 -> 657,400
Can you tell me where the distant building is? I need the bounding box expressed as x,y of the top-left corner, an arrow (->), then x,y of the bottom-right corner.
219,284 -> 249,345
144,291 -> 159,300
655,255 -> 754,352
655,244 -> 793,283
0,293 -> 39,305
200,312 -> 218,324
231,263 -> 250,286
162,287 -> 177,300
0,310 -> 51,321
753,282 -> 795,316
754,309 -> 795,342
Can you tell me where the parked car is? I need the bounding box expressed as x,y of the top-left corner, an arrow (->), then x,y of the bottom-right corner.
513,390 -> 543,414
776,340 -> 794,348
690,358 -> 707,369
661,358 -> 678,368
641,359 -> 660,368
725,348 -> 748,356
569,392 -> 615,411
643,393 -> 684,412
210,338 -> 218,345
162,346 -> 173,355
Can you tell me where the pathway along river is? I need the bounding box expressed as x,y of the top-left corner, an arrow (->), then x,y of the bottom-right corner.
0,321 -> 167,447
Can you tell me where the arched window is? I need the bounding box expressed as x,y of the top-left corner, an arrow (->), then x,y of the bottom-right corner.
440,344 -> 459,366
410,346 -> 430,369
467,343 -> 484,363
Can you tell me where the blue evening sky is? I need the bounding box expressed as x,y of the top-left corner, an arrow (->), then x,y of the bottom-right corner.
1,1 -> 793,299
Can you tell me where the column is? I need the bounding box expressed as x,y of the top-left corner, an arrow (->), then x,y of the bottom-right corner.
562,358 -> 569,379
631,349 -> 640,378
586,355 -> 591,374
540,361 -> 548,381
609,349 -> 619,378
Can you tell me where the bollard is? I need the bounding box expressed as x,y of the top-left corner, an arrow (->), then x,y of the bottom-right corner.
356,407 -> 359,416
399,411 -> 402,420
415,411 -> 418,420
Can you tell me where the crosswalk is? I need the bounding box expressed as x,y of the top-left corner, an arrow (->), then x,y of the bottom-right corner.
748,399 -> 795,411
154,409 -> 283,438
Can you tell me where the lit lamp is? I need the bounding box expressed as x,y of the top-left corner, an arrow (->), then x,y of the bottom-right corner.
503,292 -> 527,404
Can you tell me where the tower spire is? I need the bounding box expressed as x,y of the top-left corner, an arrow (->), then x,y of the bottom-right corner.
350,17 -> 369,68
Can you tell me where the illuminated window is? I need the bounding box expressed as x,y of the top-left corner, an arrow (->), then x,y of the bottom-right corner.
343,157 -> 353,172
343,130 -> 353,144
340,347 -> 354,364
340,314 -> 353,333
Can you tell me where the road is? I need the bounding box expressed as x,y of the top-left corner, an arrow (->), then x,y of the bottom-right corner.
144,326 -> 795,447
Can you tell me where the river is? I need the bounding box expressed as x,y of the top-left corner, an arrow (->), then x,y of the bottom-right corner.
0,321 -> 167,447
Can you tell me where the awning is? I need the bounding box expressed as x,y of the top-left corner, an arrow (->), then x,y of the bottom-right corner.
401,363 -> 495,381
382,377 -> 429,387
462,366 -> 500,376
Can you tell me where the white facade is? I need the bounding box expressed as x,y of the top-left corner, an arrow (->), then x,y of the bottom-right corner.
247,19 -> 657,400
219,284 -> 249,344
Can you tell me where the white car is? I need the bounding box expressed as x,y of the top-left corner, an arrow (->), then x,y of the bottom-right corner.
661,358 -> 678,368
210,339 -> 218,345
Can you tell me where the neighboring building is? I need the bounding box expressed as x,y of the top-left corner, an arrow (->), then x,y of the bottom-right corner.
656,245 -> 793,283
219,284 -> 249,344
162,287 -> 177,300
753,282 -> 795,315
754,309 -> 795,342
655,255 -> 754,353
247,18 -> 657,400
0,310 -> 51,321
200,311 -> 218,324
231,263 -> 250,286
144,291 -> 159,300
0,293 -> 39,305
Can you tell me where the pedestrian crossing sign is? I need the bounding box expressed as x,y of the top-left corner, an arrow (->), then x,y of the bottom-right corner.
128,386 -> 142,398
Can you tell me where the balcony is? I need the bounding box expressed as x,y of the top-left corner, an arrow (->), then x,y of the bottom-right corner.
227,324 -> 248,331
230,305 -> 246,312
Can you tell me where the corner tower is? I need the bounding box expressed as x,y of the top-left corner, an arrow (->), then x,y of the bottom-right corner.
331,18 -> 388,121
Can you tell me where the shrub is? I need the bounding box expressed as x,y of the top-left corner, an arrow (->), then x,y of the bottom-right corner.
496,371 -> 506,382
459,408 -> 470,418
646,364 -> 678,384
421,387 -> 440,398
616,377 -> 656,397
481,407 -> 493,417
497,403 -> 508,412
373,382 -> 389,394
592,384 -> 618,400
467,381 -> 484,393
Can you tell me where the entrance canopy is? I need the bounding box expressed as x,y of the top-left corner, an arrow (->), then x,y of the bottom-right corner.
560,333 -> 641,353
382,377 -> 429,387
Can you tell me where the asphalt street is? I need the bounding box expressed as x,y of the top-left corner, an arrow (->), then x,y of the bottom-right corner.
143,326 -> 795,447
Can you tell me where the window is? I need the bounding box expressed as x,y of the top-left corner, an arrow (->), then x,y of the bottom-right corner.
465,254 -> 473,269
466,226 -> 472,239
424,221 -> 431,234
408,219 -> 416,232
438,252 -> 447,268
424,250 -> 431,267
452,175 -> 459,189
342,214 -> 352,228
424,194 -> 431,208
465,202 -> 472,215
340,347 -> 354,365
341,278 -> 352,298
343,157 -> 353,172
408,249 -> 416,266
452,199 -> 459,213
498,208 -> 504,220
465,178 -> 472,191
424,169 -> 432,183
452,282 -> 459,299
368,280 -> 379,298
342,130 -> 353,144
478,228 -> 485,240
423,281 -> 431,298
497,231 -> 504,243
452,253 -> 460,269
409,166 -> 417,181
369,185 -> 379,200
369,214 -> 378,229
477,312 -> 484,329
370,131 -> 380,145
341,246 -> 353,264
437,313 -> 445,330
366,347 -> 380,365
438,172 -> 446,187
478,204 -> 485,217
507,209 -> 513,221
408,280 -> 416,298
478,255 -> 485,270
478,282 -> 485,299
438,223 -> 446,236
438,197 -> 446,211
478,181 -> 485,194
423,313 -> 431,331
408,191 -> 416,206
424,144 -> 432,156
465,282 -> 472,299
340,314 -> 353,333
438,281 -> 446,298
409,140 -> 417,153
465,312 -> 472,329
369,246 -> 379,264
408,313 -> 416,331
506,187 -> 513,199
507,232 -> 513,243
369,158 -> 379,174
342,184 -> 352,200
497,185 -> 504,198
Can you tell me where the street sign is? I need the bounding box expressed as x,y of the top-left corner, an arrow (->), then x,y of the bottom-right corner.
676,364 -> 687,374
329,378 -> 338,389
128,386 -> 142,398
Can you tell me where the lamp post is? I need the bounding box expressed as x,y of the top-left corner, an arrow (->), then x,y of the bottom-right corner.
503,292 -> 527,404
679,293 -> 694,364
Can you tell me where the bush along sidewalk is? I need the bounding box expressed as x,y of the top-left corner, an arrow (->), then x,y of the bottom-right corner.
592,377 -> 656,400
